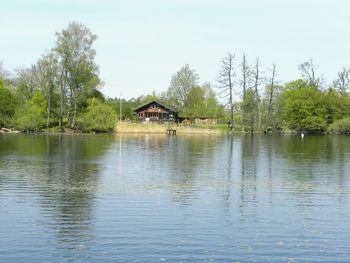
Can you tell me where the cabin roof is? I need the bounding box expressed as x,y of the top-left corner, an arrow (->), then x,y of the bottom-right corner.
133,100 -> 177,113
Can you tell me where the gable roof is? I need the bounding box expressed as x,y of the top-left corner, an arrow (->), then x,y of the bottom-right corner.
133,100 -> 177,113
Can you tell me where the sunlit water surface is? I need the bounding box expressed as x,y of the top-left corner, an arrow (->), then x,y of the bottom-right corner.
0,134 -> 350,262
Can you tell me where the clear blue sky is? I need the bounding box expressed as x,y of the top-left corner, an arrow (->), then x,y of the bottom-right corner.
1,0 -> 349,99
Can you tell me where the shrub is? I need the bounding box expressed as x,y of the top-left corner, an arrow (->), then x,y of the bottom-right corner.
78,98 -> 116,132
329,118 -> 350,134
0,82 -> 18,127
280,84 -> 327,132
13,90 -> 46,131
15,103 -> 46,131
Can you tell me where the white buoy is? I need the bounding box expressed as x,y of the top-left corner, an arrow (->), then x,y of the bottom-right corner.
301,133 -> 304,139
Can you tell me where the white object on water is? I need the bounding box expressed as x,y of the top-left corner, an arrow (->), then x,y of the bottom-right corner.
301,133 -> 304,139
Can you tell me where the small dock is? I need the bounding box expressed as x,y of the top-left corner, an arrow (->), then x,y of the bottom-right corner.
167,128 -> 177,135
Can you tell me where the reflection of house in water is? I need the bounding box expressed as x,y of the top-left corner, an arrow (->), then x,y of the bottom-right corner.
134,100 -> 178,122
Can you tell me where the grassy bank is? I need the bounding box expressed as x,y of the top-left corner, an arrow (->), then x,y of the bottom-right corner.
115,122 -> 227,134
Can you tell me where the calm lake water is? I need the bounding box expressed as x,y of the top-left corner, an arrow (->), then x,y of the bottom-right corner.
0,134 -> 350,262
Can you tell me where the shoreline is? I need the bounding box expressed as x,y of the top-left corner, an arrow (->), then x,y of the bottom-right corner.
1,124 -> 349,136
114,122 -> 225,135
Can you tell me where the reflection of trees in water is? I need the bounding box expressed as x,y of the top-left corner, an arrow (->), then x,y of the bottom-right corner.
272,135 -> 350,212
238,135 -> 259,217
266,136 -> 274,202
0,134 -> 113,254
125,134 -> 223,206
332,136 -> 348,207
277,135 -> 348,163
219,135 -> 238,218
166,135 -> 223,206
223,136 -> 233,209
276,135 -> 349,182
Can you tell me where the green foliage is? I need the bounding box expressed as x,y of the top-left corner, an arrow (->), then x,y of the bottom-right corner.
182,86 -> 206,118
78,98 -> 116,132
329,117 -> 350,133
31,90 -> 47,114
242,88 -> 259,132
323,89 -> 350,124
140,95 -> 158,105
280,82 -> 327,131
106,96 -> 142,121
167,64 -> 199,107
14,67 -> 36,101
14,90 -> 47,131
285,79 -> 309,90
4,29 -> 350,135
55,22 -> 100,127
181,85 -> 222,120
0,82 -> 18,127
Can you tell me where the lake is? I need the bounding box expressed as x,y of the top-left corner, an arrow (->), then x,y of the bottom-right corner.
0,134 -> 350,262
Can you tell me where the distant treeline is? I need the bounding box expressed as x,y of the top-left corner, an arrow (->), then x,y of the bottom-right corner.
1,22 -> 350,133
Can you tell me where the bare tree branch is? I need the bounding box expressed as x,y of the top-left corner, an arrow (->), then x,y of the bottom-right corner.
217,52 -> 235,131
298,59 -> 323,87
333,67 -> 350,94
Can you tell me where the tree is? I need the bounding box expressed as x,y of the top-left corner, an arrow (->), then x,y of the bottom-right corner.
35,52 -> 59,128
239,53 -> 250,131
14,66 -> 37,101
266,64 -> 277,129
333,67 -> 350,94
182,86 -> 205,119
0,61 -> 10,80
323,88 -> 350,124
15,90 -> 47,131
280,80 -> 327,132
182,84 -> 220,120
55,22 -> 101,128
57,60 -> 67,128
217,53 -> 235,131
201,82 -> 222,118
298,59 -> 323,87
78,98 -> 116,132
242,88 -> 259,133
0,81 -> 18,127
251,58 -> 263,131
167,64 -> 199,107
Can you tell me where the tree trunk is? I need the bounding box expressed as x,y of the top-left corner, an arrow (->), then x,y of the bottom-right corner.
250,114 -> 254,134
229,67 -> 234,132
71,84 -> 79,128
59,90 -> 63,128
267,64 -> 276,130
72,96 -> 77,128
257,103 -> 261,132
241,54 -> 248,133
68,86 -> 74,127
229,88 -> 234,132
46,93 -> 51,129
253,58 -> 261,132
59,70 -> 65,129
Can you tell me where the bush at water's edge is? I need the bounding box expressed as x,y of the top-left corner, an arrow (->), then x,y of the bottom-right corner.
329,118 -> 350,134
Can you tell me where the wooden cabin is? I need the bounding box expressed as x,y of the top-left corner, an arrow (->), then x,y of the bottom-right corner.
134,100 -> 178,122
